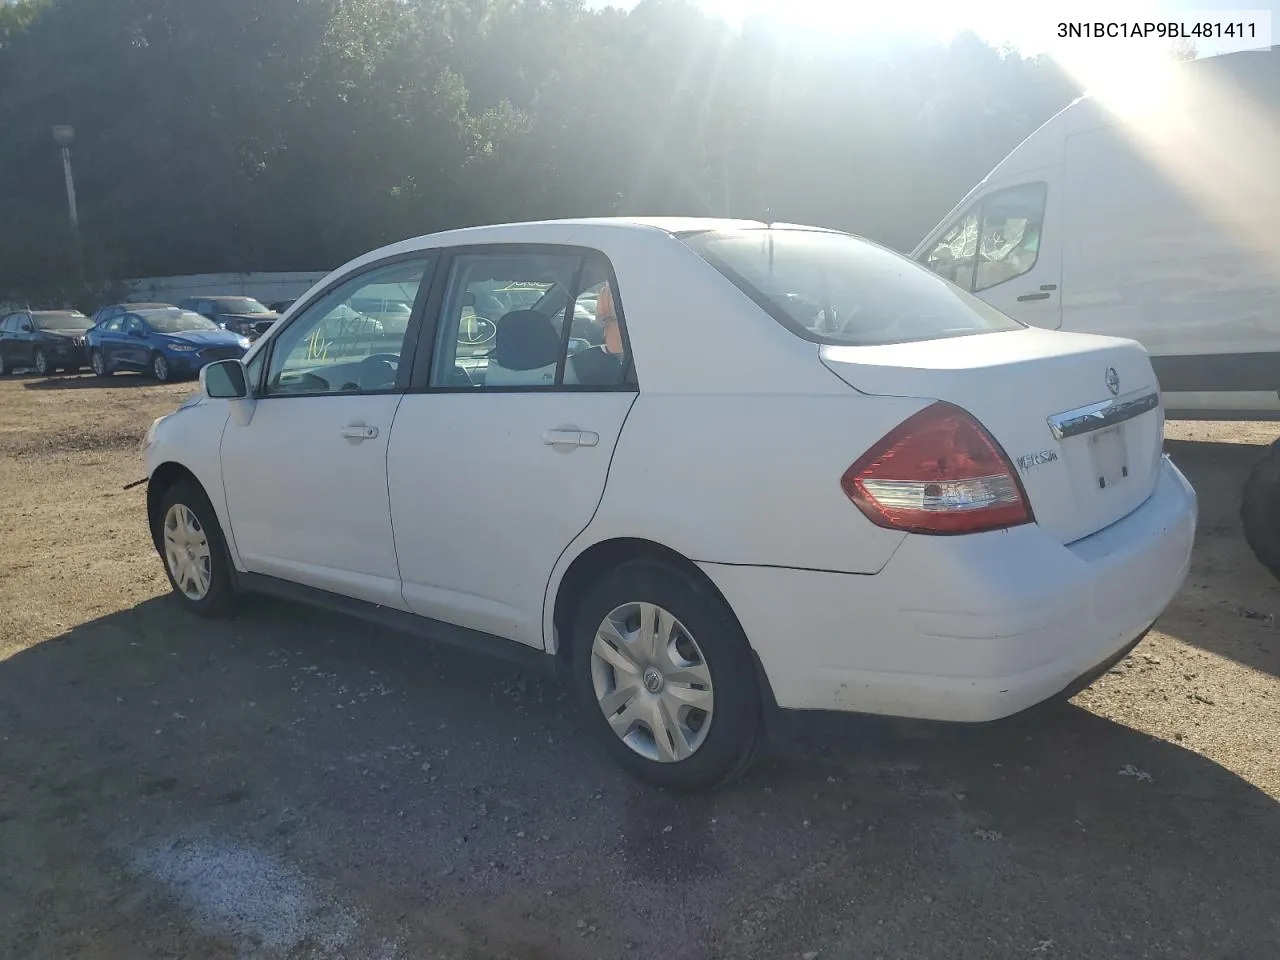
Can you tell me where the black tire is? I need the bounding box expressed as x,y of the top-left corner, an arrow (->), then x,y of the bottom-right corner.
154,480 -> 240,618
0,350 -> 8,376
33,349 -> 50,376
570,559 -> 763,791
91,349 -> 112,377
151,351 -> 171,382
1241,439 -> 1280,581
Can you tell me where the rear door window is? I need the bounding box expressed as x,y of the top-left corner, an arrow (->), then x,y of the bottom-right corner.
428,248 -> 633,389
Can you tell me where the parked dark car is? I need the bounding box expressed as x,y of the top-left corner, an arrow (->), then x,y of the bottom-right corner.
90,301 -> 174,327
267,299 -> 296,314
178,296 -> 279,340
0,309 -> 92,375
86,307 -> 250,382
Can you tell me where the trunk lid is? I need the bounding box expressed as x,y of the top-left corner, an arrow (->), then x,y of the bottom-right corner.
821,328 -> 1165,545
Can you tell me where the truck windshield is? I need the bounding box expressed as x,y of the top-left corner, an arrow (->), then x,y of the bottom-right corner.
681,228 -> 1025,347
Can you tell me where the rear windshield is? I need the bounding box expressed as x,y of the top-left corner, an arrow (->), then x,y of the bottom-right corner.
681,229 -> 1024,347
33,312 -> 91,331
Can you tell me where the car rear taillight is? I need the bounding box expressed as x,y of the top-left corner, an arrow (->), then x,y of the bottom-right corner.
840,401 -> 1033,535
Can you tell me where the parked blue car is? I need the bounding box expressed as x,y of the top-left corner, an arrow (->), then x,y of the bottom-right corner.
86,307 -> 251,382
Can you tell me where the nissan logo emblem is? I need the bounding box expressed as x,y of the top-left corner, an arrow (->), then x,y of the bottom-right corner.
1105,366 -> 1120,396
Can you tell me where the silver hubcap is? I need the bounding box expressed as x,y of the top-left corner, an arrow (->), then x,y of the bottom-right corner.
35,352 -> 47,374
154,356 -> 167,379
590,601 -> 714,763
93,352 -> 104,374
163,503 -> 212,601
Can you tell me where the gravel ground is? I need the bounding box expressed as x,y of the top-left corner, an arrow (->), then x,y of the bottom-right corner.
1,372 -> 1277,960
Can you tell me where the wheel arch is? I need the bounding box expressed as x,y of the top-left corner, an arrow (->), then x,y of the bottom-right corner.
146,461 -> 206,553
546,536 -> 778,711
548,534 -> 785,750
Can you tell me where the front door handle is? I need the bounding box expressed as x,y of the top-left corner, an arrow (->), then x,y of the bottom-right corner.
542,428 -> 599,448
1016,291 -> 1052,302
340,422 -> 379,442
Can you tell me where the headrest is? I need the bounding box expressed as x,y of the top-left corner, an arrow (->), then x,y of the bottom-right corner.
491,310 -> 561,371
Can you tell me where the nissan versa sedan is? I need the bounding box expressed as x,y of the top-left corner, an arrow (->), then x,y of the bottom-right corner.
140,217 -> 1197,791
88,307 -> 250,381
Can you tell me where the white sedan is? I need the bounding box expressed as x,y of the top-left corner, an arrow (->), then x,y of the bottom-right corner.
141,217 -> 1197,791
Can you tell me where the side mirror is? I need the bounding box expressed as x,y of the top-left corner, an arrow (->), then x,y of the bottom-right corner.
129,328 -> 146,339
20,323 -> 33,333
201,359 -> 248,399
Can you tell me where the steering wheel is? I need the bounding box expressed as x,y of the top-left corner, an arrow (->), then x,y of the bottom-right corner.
355,353 -> 399,390
458,316 -> 497,346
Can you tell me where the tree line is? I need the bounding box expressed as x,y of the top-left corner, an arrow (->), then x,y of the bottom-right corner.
0,0 -> 1082,307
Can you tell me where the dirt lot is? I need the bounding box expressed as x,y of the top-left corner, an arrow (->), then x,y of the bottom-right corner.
1,372 -> 1278,960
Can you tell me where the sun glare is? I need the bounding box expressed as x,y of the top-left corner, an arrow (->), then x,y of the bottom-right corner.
1049,37 -> 1185,119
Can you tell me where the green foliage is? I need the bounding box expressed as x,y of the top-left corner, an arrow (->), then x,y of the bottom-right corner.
0,0 -> 1080,300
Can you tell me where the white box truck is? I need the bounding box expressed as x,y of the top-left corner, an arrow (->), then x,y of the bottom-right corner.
911,46 -> 1280,576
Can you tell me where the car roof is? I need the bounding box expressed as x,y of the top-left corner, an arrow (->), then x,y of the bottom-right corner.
331,216 -> 843,281
31,309 -> 85,316
133,307 -> 192,316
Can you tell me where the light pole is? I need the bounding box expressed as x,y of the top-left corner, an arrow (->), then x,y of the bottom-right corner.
51,124 -> 84,285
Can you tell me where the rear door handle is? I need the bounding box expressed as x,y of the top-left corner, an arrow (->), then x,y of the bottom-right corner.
340,422 -> 378,442
1016,292 -> 1052,302
542,428 -> 599,448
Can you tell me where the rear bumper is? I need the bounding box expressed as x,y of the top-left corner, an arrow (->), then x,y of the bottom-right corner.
699,456 -> 1197,723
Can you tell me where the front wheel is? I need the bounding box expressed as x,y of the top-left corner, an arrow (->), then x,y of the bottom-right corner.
33,349 -> 50,376
152,352 -> 171,382
1241,439 -> 1280,581
570,560 -> 763,791
0,351 -> 8,376
91,350 -> 111,377
155,480 -> 240,618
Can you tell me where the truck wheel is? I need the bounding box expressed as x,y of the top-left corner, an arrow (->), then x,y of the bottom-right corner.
1240,439 -> 1280,580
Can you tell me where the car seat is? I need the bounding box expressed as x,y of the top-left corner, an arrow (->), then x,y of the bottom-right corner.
484,310 -> 561,386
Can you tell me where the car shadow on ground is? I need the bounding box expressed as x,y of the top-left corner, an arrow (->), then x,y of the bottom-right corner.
1162,438 -> 1280,679
1,594 -> 1276,959
21,372 -> 168,390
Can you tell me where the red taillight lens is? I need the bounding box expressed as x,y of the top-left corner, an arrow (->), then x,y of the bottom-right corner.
841,401 -> 1033,535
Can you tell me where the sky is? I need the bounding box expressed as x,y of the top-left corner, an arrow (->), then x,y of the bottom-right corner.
586,0 -> 1279,58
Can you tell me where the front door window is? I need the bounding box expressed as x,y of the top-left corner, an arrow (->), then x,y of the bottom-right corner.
263,258 -> 431,396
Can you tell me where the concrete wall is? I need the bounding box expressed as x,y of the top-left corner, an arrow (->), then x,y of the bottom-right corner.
121,270 -> 331,307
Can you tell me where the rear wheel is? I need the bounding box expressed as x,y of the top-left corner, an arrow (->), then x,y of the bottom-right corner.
570,559 -> 763,791
33,349 -> 50,376
1241,439 -> 1280,581
155,480 -> 240,618
0,351 -> 8,376
91,350 -> 111,377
